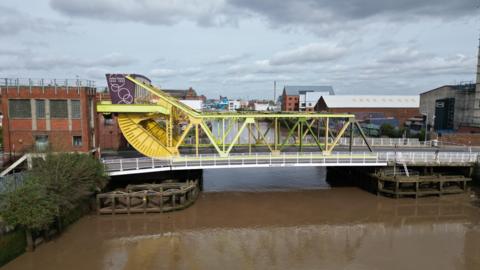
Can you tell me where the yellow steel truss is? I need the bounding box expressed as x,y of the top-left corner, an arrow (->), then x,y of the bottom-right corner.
97,75 -> 372,158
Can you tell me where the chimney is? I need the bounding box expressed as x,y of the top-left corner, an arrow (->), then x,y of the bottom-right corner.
477,37 -> 480,87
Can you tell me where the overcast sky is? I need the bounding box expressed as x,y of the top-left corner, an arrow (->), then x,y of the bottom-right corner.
1,0 -> 479,99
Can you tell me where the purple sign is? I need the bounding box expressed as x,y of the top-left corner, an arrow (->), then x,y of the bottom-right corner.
106,74 -> 135,104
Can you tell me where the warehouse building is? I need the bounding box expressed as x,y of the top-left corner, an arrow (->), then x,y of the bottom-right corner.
281,85 -> 335,111
419,83 -> 478,131
1,78 -> 98,159
316,95 -> 420,126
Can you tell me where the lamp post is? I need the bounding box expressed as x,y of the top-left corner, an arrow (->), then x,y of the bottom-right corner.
421,111 -> 428,144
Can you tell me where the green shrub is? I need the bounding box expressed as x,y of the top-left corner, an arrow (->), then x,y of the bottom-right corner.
0,229 -> 26,267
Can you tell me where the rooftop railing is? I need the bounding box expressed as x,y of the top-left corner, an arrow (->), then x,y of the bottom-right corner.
0,78 -> 96,88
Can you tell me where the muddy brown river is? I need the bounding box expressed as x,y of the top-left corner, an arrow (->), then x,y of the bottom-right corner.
3,167 -> 480,270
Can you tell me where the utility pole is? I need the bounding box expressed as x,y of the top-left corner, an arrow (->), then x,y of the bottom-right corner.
424,110 -> 428,144
273,80 -> 277,104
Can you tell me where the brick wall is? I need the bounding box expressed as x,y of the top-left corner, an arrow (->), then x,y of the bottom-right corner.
439,133 -> 480,146
282,94 -> 299,111
316,105 -> 420,126
97,112 -> 128,150
1,86 -> 97,156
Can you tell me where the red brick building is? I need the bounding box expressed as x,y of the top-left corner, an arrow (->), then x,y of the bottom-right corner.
96,92 -> 129,151
316,95 -> 420,126
1,79 -> 98,158
281,87 -> 299,111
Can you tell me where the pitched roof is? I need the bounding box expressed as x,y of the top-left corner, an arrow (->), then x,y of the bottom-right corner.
320,95 -> 419,108
283,85 -> 335,95
162,88 -> 197,98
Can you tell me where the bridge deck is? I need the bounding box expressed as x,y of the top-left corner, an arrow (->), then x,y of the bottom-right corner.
103,151 -> 478,176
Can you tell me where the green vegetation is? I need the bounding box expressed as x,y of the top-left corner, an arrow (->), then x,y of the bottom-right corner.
0,229 -> 26,267
0,153 -> 108,251
379,123 -> 406,138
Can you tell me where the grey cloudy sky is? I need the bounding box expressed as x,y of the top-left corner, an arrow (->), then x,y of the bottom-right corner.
1,0 -> 479,99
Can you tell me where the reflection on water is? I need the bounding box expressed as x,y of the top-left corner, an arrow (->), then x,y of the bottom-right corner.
103,223 -> 473,270
3,168 -> 480,270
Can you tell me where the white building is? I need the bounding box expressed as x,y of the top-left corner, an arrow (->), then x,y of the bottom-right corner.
180,100 -> 203,111
254,102 -> 271,111
228,100 -> 241,111
284,86 -> 335,112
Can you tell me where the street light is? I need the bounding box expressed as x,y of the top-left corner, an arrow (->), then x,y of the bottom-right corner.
421,111 -> 428,144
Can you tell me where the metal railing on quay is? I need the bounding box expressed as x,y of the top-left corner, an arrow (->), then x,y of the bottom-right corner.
379,151 -> 478,164
102,151 -> 480,174
103,152 -> 385,173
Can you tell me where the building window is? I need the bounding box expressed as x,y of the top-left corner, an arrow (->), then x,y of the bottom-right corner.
104,118 -> 114,125
50,100 -> 68,118
9,99 -> 31,118
36,99 -> 45,118
104,114 -> 114,126
73,136 -> 82,147
71,100 -> 81,119
35,135 -> 49,152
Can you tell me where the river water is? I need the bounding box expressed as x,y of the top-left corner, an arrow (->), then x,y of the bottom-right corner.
3,167 -> 480,270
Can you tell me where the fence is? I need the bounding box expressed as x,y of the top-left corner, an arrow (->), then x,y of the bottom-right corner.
102,151 -> 479,175
1,78 -> 96,88
0,172 -> 26,193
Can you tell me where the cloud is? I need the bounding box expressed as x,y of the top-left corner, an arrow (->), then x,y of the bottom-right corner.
225,42 -> 346,76
206,53 -> 251,65
0,5 -> 69,36
321,48 -> 475,83
0,51 -> 135,71
223,74 -> 292,84
229,0 -> 477,25
48,0 -> 477,37
226,60 -> 301,75
84,67 -> 110,80
149,67 -> 202,78
22,53 -> 135,70
270,43 -> 346,65
50,0 -> 234,26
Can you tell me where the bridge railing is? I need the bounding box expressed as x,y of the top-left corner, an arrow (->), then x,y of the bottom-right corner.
380,151 -> 478,165
102,152 -> 386,174
102,151 -> 480,175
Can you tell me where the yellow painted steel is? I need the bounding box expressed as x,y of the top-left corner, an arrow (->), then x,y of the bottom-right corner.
100,75 -> 368,158
117,113 -> 178,157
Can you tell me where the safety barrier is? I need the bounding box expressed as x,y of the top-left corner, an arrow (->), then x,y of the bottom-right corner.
102,151 -> 479,176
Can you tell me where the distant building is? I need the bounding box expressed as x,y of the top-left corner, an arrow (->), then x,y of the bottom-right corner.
419,41 -> 480,133
179,99 -> 203,111
281,87 -> 299,111
253,102 -> 270,111
97,92 -> 128,151
404,116 -> 424,134
298,86 -> 335,112
228,100 -> 241,111
317,95 -> 420,126
420,83 -> 479,131
162,88 -> 200,100
1,78 -> 98,159
281,85 -> 334,111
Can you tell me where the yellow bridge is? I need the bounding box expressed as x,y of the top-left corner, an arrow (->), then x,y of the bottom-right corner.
97,74 -> 373,159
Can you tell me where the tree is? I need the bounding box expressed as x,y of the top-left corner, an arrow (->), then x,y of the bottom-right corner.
31,153 -> 108,228
0,180 -> 56,250
380,123 -> 396,137
0,153 -> 108,250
